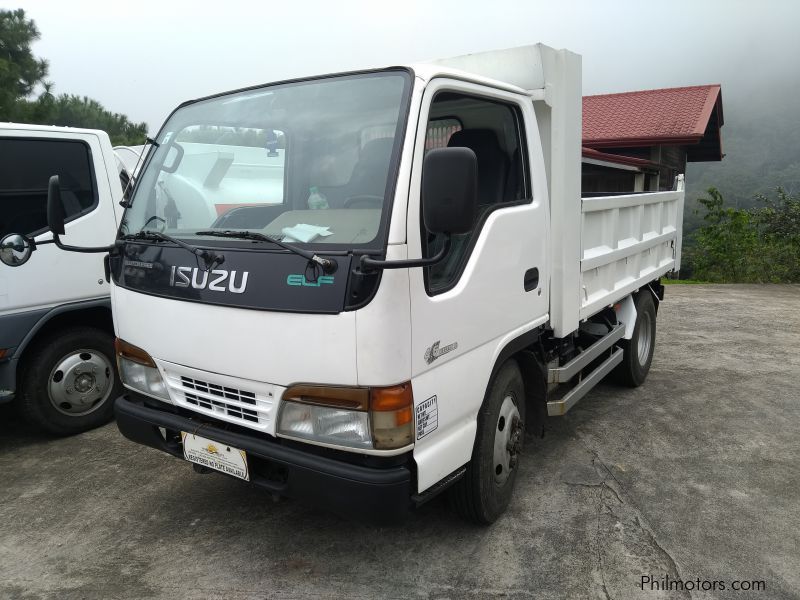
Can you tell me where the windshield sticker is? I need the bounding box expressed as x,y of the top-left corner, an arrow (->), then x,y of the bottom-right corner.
424,340 -> 458,365
416,395 -> 438,440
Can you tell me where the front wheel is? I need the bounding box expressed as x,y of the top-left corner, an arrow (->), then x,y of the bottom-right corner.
613,290 -> 657,387
449,360 -> 526,524
18,327 -> 121,435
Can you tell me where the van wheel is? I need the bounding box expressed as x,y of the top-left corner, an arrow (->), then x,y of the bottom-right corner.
613,291 -> 657,387
18,327 -> 120,435
449,360 -> 526,524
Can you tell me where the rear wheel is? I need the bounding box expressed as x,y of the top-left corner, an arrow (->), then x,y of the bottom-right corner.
18,327 -> 121,435
613,291 -> 657,387
450,360 -> 526,524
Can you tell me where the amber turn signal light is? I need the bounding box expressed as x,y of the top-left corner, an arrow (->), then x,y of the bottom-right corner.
370,383 -> 414,450
114,338 -> 156,368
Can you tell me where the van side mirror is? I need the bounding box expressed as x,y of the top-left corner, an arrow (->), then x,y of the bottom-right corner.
422,147 -> 477,235
47,175 -> 66,236
45,174 -> 116,254
0,234 -> 34,267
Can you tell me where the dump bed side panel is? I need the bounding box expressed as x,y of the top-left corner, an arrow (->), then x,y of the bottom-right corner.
579,176 -> 684,318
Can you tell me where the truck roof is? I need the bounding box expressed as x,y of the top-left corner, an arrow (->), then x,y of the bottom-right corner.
415,44 -> 561,94
0,122 -> 111,137
409,63 -> 534,96
178,45 -> 561,112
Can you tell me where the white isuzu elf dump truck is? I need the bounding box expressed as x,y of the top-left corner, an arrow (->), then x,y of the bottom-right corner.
4,44 -> 685,523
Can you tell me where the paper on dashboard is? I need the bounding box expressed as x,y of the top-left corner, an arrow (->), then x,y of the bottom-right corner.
281,224 -> 333,243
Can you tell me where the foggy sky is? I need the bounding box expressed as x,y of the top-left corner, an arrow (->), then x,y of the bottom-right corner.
14,0 -> 800,132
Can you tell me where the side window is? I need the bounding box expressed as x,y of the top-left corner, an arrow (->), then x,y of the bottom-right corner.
0,138 -> 97,237
422,93 -> 528,294
425,118 -> 462,150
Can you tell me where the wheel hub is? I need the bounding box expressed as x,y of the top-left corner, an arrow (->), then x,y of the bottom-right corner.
506,417 -> 524,469
74,372 -> 95,393
48,350 -> 113,416
637,311 -> 653,366
493,395 -> 523,486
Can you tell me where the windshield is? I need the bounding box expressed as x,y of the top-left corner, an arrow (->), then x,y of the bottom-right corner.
121,70 -> 410,249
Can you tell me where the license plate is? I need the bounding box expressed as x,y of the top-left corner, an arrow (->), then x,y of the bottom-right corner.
181,432 -> 249,481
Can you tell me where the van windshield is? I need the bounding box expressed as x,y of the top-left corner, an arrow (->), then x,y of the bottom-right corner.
121,71 -> 410,249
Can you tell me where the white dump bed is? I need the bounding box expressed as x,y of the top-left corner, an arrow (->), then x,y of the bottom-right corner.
579,176 -> 684,318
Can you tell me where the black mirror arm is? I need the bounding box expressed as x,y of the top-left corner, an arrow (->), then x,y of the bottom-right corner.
51,232 -> 118,253
359,234 -> 451,273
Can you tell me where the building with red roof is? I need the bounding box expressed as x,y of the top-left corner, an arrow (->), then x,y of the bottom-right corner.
581,84 -> 724,193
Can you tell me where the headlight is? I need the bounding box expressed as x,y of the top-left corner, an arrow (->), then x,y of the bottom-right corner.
277,383 -> 414,451
279,402 -> 372,448
115,338 -> 169,401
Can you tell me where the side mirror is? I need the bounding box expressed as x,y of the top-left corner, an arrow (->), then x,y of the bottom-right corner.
358,147 -> 478,273
47,175 -> 66,236
0,234 -> 34,267
45,174 -> 116,254
422,147 -> 477,235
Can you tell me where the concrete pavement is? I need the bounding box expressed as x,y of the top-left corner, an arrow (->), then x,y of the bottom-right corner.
1,284 -> 798,599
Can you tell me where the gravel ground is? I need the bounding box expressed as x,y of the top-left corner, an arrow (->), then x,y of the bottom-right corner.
1,284 -> 798,600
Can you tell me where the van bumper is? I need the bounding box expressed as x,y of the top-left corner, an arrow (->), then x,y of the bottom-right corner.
114,394 -> 413,524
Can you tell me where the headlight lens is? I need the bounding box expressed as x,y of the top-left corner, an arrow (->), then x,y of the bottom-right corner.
115,338 -> 169,401
278,402 -> 371,448
277,383 -> 414,451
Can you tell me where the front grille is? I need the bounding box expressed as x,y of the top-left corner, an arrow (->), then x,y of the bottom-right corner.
180,376 -> 260,423
183,393 -> 259,422
181,376 -> 256,404
168,373 -> 271,428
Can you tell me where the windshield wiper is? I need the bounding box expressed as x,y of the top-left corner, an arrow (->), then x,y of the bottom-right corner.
195,229 -> 337,274
120,230 -> 224,270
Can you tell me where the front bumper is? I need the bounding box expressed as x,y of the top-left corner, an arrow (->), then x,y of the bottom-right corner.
115,394 -> 413,523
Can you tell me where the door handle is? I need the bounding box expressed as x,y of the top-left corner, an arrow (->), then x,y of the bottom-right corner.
524,267 -> 539,292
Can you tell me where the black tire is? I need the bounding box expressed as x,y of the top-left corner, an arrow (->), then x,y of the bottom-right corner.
449,360 -> 526,524
17,327 -> 121,435
613,291 -> 657,387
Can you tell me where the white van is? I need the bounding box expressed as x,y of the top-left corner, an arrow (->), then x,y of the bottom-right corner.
0,124 -> 127,434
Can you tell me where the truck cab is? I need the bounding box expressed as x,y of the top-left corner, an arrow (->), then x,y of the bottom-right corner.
0,124 -> 127,434
7,45 -> 684,522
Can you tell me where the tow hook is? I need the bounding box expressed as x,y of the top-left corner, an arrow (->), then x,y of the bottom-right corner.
506,416 -> 524,469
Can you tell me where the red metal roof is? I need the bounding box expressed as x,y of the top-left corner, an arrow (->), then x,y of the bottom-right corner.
583,84 -> 723,148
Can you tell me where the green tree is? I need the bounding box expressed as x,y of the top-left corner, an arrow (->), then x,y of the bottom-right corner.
46,94 -> 147,146
750,188 -> 800,281
0,8 -> 49,120
0,8 -> 147,145
684,187 -> 800,282
687,187 -> 758,282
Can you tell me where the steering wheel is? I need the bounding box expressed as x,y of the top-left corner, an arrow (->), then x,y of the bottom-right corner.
343,195 -> 383,209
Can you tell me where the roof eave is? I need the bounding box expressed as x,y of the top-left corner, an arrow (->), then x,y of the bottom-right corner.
583,134 -> 704,148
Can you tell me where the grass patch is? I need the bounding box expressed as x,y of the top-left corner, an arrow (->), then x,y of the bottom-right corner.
662,278 -> 711,285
